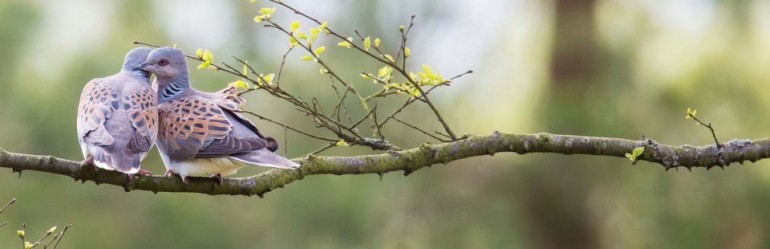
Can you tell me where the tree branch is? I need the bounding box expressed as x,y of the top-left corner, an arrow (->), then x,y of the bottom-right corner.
1,132 -> 765,197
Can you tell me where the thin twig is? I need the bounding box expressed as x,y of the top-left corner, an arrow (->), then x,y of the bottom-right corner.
378,82 -> 447,128
372,102 -> 385,139
43,234 -> 59,249
303,143 -> 336,157
262,3 -> 458,140
396,15 -> 416,70
392,117 -> 448,142
32,227 -> 55,248
51,224 -> 71,249
687,113 -> 721,149
20,223 -> 26,249
275,47 -> 293,87
349,105 -> 377,130
237,110 -> 337,142
0,198 -> 15,214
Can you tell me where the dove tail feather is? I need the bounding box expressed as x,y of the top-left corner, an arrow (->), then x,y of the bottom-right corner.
230,149 -> 299,169
89,147 -> 141,174
264,137 -> 279,152
111,151 -> 142,175
90,147 -> 115,171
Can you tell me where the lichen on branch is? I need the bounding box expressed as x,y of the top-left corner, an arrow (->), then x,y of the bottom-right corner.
1,132 -> 766,197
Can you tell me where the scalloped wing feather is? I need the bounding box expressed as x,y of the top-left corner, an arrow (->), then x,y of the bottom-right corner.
158,96 -> 233,160
77,78 -> 117,145
124,87 -> 158,153
210,85 -> 278,152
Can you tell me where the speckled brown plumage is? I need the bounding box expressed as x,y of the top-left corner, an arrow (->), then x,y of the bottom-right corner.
139,47 -> 299,181
76,47 -> 157,175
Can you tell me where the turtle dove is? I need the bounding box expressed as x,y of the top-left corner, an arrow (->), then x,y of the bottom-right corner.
137,47 -> 299,183
76,47 -> 158,176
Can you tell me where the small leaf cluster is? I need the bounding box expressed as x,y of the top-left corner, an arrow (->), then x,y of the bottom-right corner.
685,107 -> 697,120
195,49 -> 216,70
252,7 -> 275,23
625,147 -> 645,163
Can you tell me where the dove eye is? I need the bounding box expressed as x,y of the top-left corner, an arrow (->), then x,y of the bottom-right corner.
158,59 -> 169,66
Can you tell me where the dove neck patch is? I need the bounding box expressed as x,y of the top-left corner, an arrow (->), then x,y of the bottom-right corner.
131,70 -> 151,83
157,78 -> 189,102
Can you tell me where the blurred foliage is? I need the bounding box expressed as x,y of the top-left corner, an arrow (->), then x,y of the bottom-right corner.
2,0 -> 770,248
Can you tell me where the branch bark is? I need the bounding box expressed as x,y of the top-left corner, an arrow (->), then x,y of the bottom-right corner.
1,132 -> 767,197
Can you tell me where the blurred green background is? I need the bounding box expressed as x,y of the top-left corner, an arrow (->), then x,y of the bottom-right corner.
2,0 -> 770,248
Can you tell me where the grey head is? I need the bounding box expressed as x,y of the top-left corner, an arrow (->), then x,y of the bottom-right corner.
137,47 -> 190,101
137,47 -> 188,82
121,47 -> 153,82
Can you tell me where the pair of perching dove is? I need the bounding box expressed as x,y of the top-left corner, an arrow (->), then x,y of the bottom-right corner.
76,47 -> 299,184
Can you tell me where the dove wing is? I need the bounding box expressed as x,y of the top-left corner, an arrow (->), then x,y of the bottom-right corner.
158,95 -> 268,161
123,85 -> 158,154
77,78 -> 117,146
210,85 -> 278,152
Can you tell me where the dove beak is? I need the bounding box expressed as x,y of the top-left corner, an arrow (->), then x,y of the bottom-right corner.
134,62 -> 150,71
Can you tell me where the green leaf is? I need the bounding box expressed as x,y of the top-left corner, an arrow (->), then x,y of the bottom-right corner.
363,36 -> 371,51
410,88 -> 422,97
422,64 -> 433,74
197,61 -> 211,70
290,21 -> 300,33
259,7 -> 275,16
377,66 -> 393,80
383,54 -> 394,63
685,107 -> 696,119
230,80 -> 249,89
256,73 -> 274,86
262,73 -> 275,83
625,146 -> 645,162
300,55 -> 313,61
319,21 -> 329,34
404,47 -> 411,57
374,38 -> 381,48
296,32 -> 308,40
309,28 -> 320,42
336,139 -> 350,147
337,41 -> 352,48
202,50 -> 214,62
313,46 -> 326,57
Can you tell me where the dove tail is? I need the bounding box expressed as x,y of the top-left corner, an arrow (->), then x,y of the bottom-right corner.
264,137 -> 279,152
230,149 -> 299,169
90,147 -> 141,174
90,147 -> 115,171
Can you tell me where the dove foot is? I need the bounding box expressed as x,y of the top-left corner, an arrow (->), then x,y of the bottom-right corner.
164,170 -> 190,184
210,173 -> 224,185
81,156 -> 94,167
137,169 -> 153,177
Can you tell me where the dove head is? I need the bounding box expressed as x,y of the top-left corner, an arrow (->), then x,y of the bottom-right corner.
138,47 -> 190,101
139,47 -> 188,80
122,47 -> 152,82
